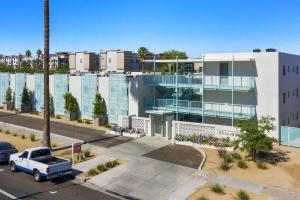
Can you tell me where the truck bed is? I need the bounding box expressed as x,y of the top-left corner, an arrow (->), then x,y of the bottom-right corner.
37,156 -> 67,165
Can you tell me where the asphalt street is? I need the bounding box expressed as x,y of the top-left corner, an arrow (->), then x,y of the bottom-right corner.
0,165 -> 118,200
0,111 -> 132,148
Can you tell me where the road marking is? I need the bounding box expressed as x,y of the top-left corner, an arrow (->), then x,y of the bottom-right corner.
0,189 -> 19,199
49,191 -> 57,194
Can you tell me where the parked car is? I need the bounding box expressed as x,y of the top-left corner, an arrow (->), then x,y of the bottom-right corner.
0,141 -> 18,163
9,147 -> 72,182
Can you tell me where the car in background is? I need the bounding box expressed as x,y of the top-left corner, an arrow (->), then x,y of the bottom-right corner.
0,141 -> 18,163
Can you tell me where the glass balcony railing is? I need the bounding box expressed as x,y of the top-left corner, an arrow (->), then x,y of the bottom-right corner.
143,75 -> 202,88
145,99 -> 256,119
204,76 -> 255,91
204,102 -> 256,119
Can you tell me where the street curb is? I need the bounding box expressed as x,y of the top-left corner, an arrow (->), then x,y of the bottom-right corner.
194,147 -> 207,170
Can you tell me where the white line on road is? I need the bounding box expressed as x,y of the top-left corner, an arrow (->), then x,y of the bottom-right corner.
0,189 -> 19,199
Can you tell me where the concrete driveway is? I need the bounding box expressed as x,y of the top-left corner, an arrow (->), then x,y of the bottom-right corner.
82,137 -> 206,200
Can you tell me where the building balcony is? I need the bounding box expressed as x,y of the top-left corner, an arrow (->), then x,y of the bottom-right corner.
204,76 -> 255,91
145,99 -> 256,119
143,75 -> 202,90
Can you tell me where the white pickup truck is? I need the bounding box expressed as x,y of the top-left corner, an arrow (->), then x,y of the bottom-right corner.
9,147 -> 72,182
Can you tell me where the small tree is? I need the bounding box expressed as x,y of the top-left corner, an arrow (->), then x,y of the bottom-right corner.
63,92 -> 78,112
5,87 -> 12,102
21,87 -> 30,105
237,115 -> 276,160
92,93 -> 107,124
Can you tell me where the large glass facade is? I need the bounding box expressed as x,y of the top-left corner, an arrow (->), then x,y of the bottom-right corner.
54,74 -> 69,116
108,74 -> 128,124
81,74 -> 98,120
34,73 -> 44,111
15,73 -> 26,109
0,73 -> 10,106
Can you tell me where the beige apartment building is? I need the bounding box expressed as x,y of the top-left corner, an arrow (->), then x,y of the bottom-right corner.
69,52 -> 99,73
100,50 -> 140,72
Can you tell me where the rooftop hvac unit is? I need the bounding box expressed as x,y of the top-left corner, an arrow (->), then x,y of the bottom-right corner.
253,49 -> 261,53
266,48 -> 277,52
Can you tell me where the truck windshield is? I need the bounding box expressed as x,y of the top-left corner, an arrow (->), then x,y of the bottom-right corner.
31,149 -> 51,159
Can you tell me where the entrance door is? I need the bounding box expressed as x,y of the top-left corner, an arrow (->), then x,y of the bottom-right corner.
220,63 -> 229,85
153,115 -> 164,136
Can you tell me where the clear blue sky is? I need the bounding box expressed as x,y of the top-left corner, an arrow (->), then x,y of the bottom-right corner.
0,0 -> 300,57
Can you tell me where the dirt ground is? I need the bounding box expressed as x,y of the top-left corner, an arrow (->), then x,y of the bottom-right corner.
187,184 -> 267,200
0,131 -> 91,162
202,145 -> 300,192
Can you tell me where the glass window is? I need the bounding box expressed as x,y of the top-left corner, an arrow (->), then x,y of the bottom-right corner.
297,66 -> 299,75
31,149 -> 51,159
20,151 -> 29,159
283,93 -> 286,103
288,91 -> 290,98
297,88 -> 299,97
288,65 -> 290,72
283,66 -> 286,76
220,63 -> 229,76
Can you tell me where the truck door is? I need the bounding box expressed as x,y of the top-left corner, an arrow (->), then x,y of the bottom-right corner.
18,151 -> 29,169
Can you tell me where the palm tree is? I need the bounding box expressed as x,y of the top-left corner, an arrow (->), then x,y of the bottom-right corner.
36,49 -> 43,68
25,50 -> 32,65
17,54 -> 23,68
43,0 -> 51,148
137,47 -> 150,73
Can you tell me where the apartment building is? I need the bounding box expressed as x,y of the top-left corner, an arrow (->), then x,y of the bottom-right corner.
138,49 -> 300,139
49,52 -> 69,69
100,50 -> 140,72
69,52 -> 99,73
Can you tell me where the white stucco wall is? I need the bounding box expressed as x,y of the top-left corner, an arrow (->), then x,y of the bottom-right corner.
106,51 -> 117,71
278,52 -> 300,129
98,76 -> 109,106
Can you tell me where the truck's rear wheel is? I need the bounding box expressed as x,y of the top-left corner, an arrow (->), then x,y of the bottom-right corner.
33,170 -> 42,182
10,161 -> 17,172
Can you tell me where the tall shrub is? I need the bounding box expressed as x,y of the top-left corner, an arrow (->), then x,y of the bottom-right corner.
21,87 -> 30,105
92,93 -> 106,118
5,87 -> 12,102
63,92 -> 78,112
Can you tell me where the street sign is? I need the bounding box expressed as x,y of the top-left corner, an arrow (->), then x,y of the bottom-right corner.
72,142 -> 81,153
72,142 -> 82,165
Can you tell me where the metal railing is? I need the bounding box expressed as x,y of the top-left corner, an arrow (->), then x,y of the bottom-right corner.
204,76 -> 256,90
143,75 -> 202,88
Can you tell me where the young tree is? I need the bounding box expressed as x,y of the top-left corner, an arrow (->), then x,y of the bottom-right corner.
237,115 -> 276,160
21,87 -> 30,105
63,92 -> 78,112
92,93 -> 107,118
137,47 -> 150,72
5,87 -> 12,102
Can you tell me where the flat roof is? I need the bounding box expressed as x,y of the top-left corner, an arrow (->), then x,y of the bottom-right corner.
144,59 -> 202,63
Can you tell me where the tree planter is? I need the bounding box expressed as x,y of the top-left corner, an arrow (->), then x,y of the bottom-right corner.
21,104 -> 32,113
3,102 -> 14,110
93,117 -> 105,126
64,110 -> 77,121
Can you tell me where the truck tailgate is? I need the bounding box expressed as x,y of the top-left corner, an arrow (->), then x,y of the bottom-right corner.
48,159 -> 72,174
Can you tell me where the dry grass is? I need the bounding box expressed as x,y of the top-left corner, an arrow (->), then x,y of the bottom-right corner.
0,131 -> 42,151
202,145 -> 300,192
187,184 -> 267,200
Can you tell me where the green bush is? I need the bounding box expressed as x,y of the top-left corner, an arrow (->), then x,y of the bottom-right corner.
220,160 -> 231,171
92,93 -> 107,119
77,119 -> 83,123
55,115 -> 62,119
197,196 -> 209,200
87,169 -> 99,176
13,133 -> 17,137
238,160 -> 248,169
97,164 -> 107,172
30,133 -> 36,142
5,87 -> 12,102
222,153 -> 233,163
21,134 -> 26,139
236,190 -> 250,200
5,130 -> 10,134
105,161 -> 114,168
63,92 -> 79,112
83,150 -> 91,158
210,184 -> 224,194
231,152 -> 242,160
256,160 -> 268,169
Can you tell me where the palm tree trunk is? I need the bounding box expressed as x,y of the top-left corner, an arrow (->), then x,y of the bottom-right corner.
43,0 -> 51,148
